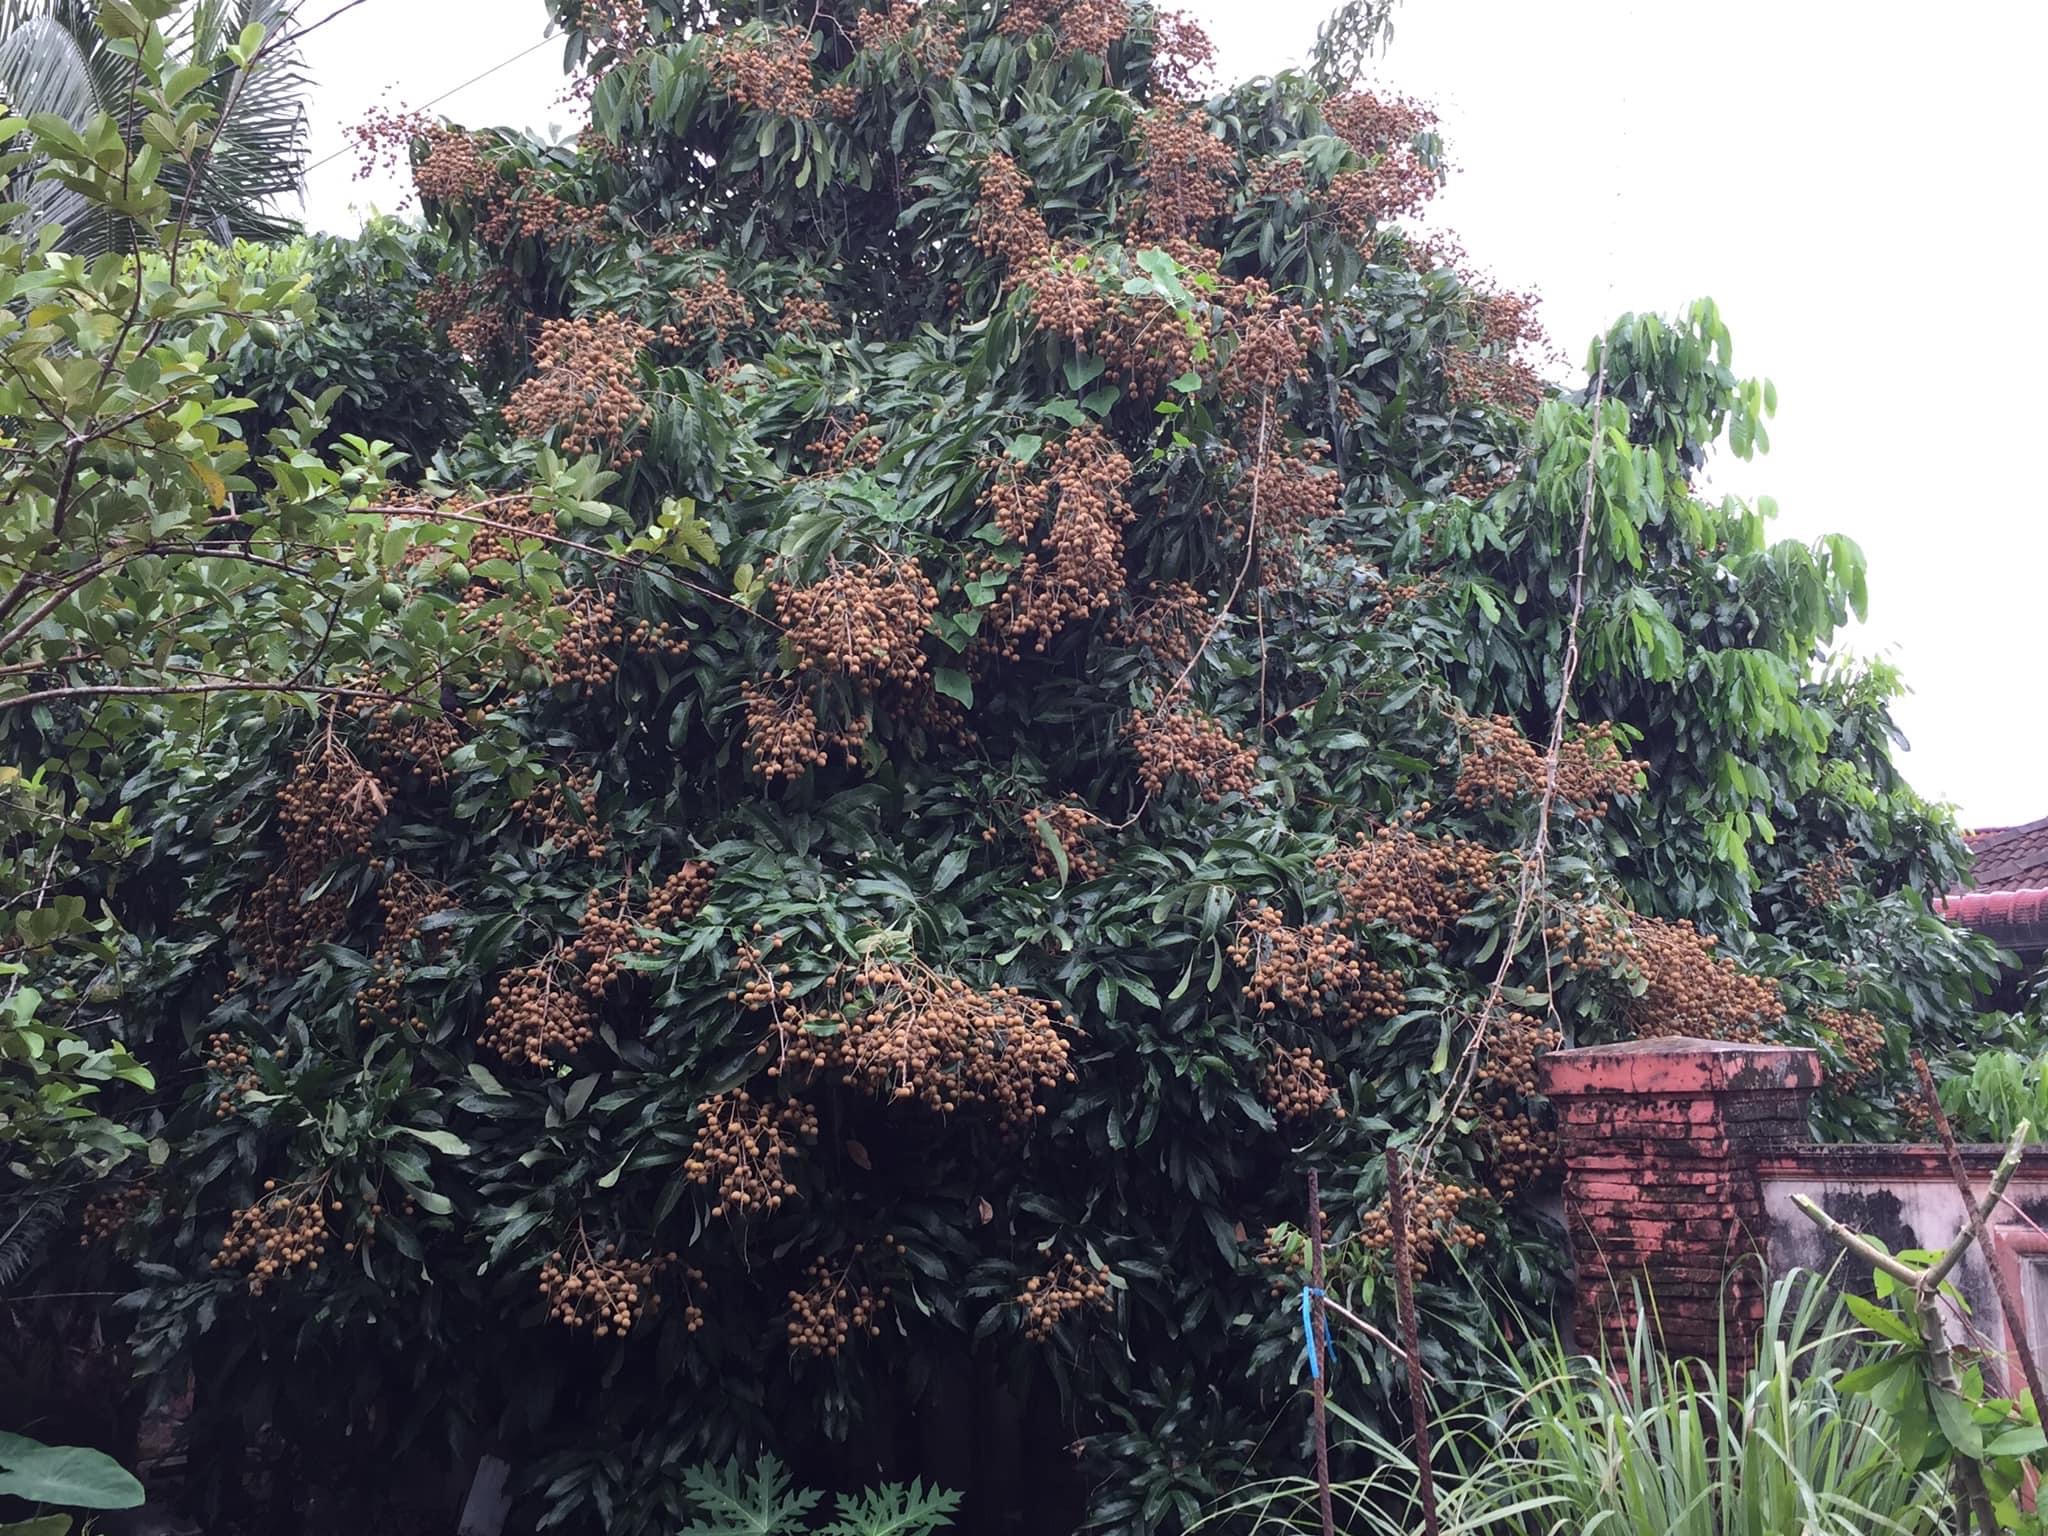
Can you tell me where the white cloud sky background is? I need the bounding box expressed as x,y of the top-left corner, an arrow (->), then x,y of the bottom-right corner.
297,0 -> 2048,829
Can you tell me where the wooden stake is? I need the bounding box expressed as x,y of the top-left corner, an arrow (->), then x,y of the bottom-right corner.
1306,1169 -> 1335,1536
1385,1149 -> 1441,1536
1914,1052 -> 2048,1420
1794,1118 -> 2031,1536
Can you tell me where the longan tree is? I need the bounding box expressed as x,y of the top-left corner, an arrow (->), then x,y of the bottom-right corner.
14,1 -> 2004,1533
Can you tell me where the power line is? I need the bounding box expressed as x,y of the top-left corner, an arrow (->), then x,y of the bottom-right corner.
302,32 -> 560,177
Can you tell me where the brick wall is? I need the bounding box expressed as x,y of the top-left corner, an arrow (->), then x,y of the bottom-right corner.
1538,1037 -> 1819,1374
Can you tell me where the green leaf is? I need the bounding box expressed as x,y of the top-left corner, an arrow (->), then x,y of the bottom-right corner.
932,668 -> 972,708
1843,1293 -> 1920,1347
395,1126 -> 471,1157
1929,1385 -> 1984,1459
1035,817 -> 1069,887
0,1434 -> 144,1510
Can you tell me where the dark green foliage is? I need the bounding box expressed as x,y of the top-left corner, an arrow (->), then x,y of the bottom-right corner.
6,3 -> 2012,1534
191,221 -> 475,463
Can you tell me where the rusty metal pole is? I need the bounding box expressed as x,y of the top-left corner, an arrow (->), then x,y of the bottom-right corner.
1385,1149 -> 1442,1536
1306,1170 -> 1335,1536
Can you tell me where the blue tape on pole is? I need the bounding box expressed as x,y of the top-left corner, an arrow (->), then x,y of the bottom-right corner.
1300,1285 -> 1329,1380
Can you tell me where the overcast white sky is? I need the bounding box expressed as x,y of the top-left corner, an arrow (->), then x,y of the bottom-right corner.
297,0 -> 2048,830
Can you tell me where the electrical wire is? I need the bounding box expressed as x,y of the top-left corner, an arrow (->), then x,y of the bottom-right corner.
300,30 -> 559,178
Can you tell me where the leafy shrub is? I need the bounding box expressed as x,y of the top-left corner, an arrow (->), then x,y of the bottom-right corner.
1204,1271 -> 1954,1535
665,1457 -> 957,1536
1936,1042 -> 2048,1144
163,220 -> 474,462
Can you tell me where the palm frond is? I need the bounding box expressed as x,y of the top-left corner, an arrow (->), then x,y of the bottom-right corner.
0,0 -> 309,251
0,1190 -> 65,1291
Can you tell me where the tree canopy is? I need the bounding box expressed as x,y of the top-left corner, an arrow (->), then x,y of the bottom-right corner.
0,1 -> 2006,1533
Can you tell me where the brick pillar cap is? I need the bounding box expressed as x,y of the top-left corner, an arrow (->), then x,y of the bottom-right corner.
1538,1037 -> 1821,1098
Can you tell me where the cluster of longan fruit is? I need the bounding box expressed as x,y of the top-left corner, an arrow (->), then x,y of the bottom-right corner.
357,870 -> 451,1031
774,294 -> 840,338
786,1237 -> 902,1359
852,0 -> 962,73
1261,1042 -> 1343,1123
1479,1108 -> 1558,1200
1358,1175 -> 1483,1286
503,312 -> 655,462
408,124 -> 503,206
1471,1010 -> 1563,1197
975,427 -> 1135,658
1126,705 -> 1258,803
1018,1253 -> 1114,1342
776,556 -> 938,696
1093,274 -> 1203,398
1229,437 -> 1339,581
1110,582 -> 1211,673
205,1032 -> 260,1118
477,179 -> 609,250
1363,571 -> 1443,627
573,890 -> 651,996
1142,7 -> 1215,97
1133,104 -> 1236,243
538,1239 -> 676,1338
741,678 -> 856,784
1620,915 -> 1786,1044
969,153 -> 1051,276
1216,280 -> 1320,404
1454,714 -> 1641,820
704,24 -> 832,118
672,269 -> 752,345
1022,801 -> 1108,882
1323,89 -> 1436,158
996,0 -> 1131,59
1443,346 -> 1544,418
644,861 -> 712,929
78,1182 -> 151,1247
1813,1005 -> 1886,1083
1025,243 -> 1109,348
1317,819 -> 1498,944
685,1088 -> 819,1219
1227,902 -> 1403,1028
278,739 -> 389,863
213,1181 -> 331,1295
348,684 -> 462,790
829,959 -> 1075,1134
574,0 -> 653,69
237,736 -> 391,973
803,411 -> 885,475
1542,900 -> 1629,979
478,957 -> 596,1068
1448,463 -> 1514,503
1473,1009 -> 1560,1102
1796,844 -> 1853,908
419,271 -> 515,359
514,766 -> 607,861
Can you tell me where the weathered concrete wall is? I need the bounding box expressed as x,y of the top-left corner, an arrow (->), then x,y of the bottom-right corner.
1541,1035 -> 2048,1393
1762,1144 -> 2048,1376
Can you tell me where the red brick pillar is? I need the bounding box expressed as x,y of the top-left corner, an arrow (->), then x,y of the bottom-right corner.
1538,1037 -> 1820,1374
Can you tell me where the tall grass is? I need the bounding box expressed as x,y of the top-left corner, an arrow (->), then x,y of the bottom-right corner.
1201,1270 -> 1952,1536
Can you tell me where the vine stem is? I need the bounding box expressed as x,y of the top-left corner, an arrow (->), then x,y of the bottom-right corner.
1417,338 -> 1609,1178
